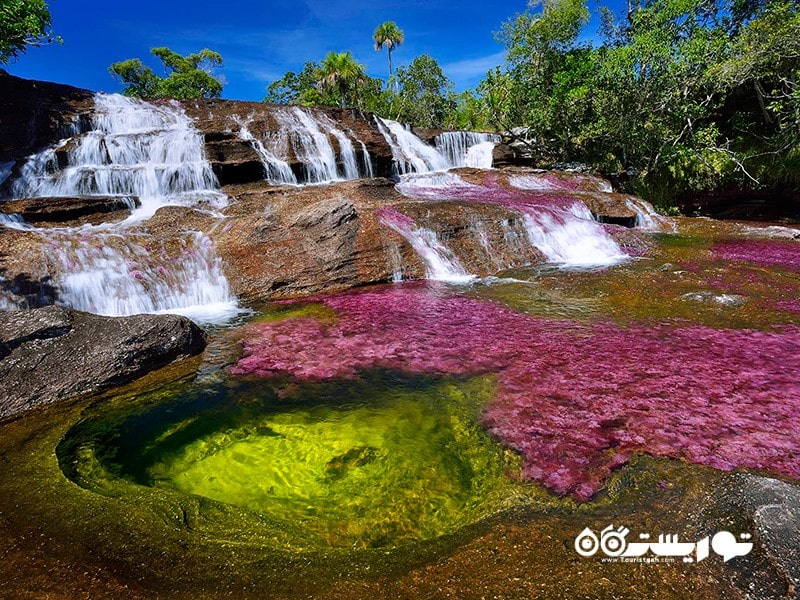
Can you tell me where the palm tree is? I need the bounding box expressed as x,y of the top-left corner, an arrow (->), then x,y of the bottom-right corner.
317,51 -> 367,107
373,21 -> 404,88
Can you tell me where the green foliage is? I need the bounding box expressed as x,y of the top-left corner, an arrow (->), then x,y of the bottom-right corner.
264,22 -> 493,129
480,0 -> 800,201
317,51 -> 368,108
0,0 -> 60,64
443,90 -> 492,130
265,61 -> 325,105
390,54 -> 456,128
109,47 -> 223,100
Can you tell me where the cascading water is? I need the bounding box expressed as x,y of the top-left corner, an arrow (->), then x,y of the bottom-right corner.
47,230 -> 236,322
3,93 -> 240,324
625,198 -> 676,232
271,107 -> 372,184
435,132 -> 500,169
378,208 -> 475,283
375,117 -> 449,175
12,94 -> 227,221
519,203 -> 627,267
394,172 -> 627,269
0,161 -> 14,187
233,116 -> 298,185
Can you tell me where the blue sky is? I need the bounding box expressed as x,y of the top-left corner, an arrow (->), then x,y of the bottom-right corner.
7,0 -> 618,101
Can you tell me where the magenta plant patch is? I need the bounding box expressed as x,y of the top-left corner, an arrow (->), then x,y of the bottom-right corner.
712,239 -> 800,270
232,285 -> 800,501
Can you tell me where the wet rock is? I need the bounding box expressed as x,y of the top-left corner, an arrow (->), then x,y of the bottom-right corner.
181,99 -> 398,181
491,143 -> 516,167
0,72 -> 94,166
411,128 -> 442,145
0,227 -> 56,308
681,291 -> 749,307
205,182 -> 387,301
727,474 -> 800,595
580,192 -> 640,227
0,306 -> 206,418
203,133 -> 266,185
0,195 -> 139,226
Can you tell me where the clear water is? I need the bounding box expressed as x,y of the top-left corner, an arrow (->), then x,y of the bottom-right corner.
59,371 -> 522,549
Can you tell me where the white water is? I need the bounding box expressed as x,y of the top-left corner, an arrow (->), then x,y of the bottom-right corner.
393,172 -> 627,269
3,94 -> 241,324
508,174 -> 563,191
48,230 -> 238,322
625,198 -> 676,232
0,161 -> 14,187
358,140 -> 374,178
12,94 -> 227,222
271,107 -> 371,184
520,203 -> 627,267
234,116 -> 297,185
395,172 -> 477,198
376,118 -> 450,175
435,132 -> 500,169
379,210 -> 475,283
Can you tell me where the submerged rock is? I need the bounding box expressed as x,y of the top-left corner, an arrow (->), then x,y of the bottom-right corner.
0,306 -> 206,418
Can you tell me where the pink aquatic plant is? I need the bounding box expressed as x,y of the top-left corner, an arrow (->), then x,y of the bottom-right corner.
712,239 -> 800,270
232,285 -> 800,500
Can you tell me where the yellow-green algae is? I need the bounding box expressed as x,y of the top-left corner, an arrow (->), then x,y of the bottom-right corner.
60,371 -> 525,549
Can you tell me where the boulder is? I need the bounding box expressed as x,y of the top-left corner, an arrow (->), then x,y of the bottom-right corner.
579,192 -> 640,227
492,143 -> 516,167
200,180 -> 389,300
0,195 -> 139,226
0,306 -> 206,418
725,474 -> 800,594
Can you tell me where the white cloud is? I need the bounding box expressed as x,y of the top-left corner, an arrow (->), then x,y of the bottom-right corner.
442,51 -> 506,81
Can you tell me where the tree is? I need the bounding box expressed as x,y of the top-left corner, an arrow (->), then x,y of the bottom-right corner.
489,0 -> 593,158
392,54 -> 456,128
265,61 -> 324,105
709,0 -> 800,186
0,0 -> 60,64
317,51 -> 367,107
109,47 -> 223,100
373,21 -> 404,86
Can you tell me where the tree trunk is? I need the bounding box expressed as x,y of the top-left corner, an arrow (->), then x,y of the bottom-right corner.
388,48 -> 396,92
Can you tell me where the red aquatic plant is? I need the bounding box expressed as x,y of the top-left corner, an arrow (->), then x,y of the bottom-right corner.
231,285 -> 800,500
712,239 -> 800,270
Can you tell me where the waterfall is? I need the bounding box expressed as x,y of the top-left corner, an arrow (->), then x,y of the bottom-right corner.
625,198 -> 676,232
434,132 -> 500,169
12,94 -> 227,221
3,93 -> 241,324
44,230 -> 238,323
358,141 -> 374,178
271,107 -> 372,184
233,116 -> 297,185
0,161 -> 14,187
375,118 -> 449,175
520,203 -> 627,267
394,172 -> 627,269
378,208 -> 474,283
